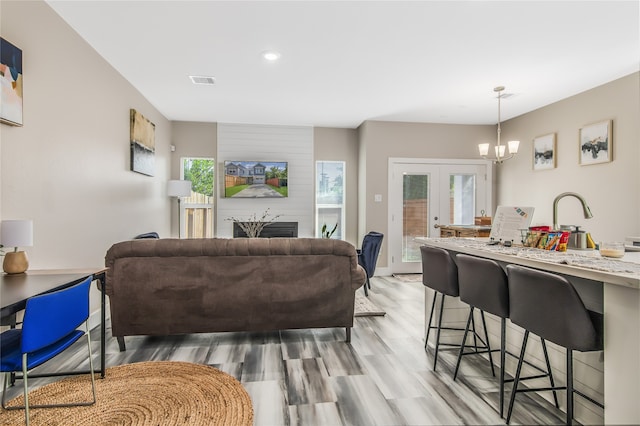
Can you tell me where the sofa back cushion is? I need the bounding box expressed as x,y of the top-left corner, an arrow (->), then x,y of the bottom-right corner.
105,238 -> 365,335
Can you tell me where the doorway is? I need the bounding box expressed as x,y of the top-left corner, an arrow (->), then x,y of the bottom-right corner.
388,158 -> 492,273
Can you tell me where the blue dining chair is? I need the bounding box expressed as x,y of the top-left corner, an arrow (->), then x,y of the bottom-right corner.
357,232 -> 384,296
0,276 -> 96,425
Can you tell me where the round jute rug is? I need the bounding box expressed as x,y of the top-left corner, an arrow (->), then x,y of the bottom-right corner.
0,361 -> 253,426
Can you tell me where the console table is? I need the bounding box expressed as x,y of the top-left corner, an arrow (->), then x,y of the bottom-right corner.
417,237 -> 640,425
1,268 -> 107,379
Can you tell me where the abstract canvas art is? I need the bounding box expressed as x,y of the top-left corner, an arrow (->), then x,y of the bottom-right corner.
533,133 -> 556,170
579,120 -> 612,166
130,109 -> 155,176
0,38 -> 23,126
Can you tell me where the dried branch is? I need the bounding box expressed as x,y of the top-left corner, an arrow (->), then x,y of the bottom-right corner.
226,208 -> 282,238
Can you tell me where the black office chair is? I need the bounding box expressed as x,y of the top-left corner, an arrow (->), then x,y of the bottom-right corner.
357,232 -> 384,296
506,264 -> 604,425
134,231 -> 159,239
421,245 -> 480,371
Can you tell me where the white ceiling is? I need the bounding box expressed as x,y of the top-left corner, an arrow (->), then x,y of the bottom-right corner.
46,1 -> 639,128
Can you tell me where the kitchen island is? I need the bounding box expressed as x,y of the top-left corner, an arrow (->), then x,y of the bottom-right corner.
416,237 -> 640,425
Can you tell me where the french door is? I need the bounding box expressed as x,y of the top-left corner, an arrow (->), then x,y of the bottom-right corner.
388,159 -> 492,273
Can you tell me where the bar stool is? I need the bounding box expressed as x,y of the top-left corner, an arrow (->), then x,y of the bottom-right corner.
453,254 -> 507,416
454,254 -> 561,419
506,264 -> 604,425
421,246 -> 483,371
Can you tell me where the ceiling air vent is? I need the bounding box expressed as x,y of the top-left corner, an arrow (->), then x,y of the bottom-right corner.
189,75 -> 216,85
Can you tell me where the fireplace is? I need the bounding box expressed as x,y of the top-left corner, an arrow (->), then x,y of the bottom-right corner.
233,222 -> 299,238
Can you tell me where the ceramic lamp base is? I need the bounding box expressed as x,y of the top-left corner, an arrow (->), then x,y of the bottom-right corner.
3,251 -> 29,274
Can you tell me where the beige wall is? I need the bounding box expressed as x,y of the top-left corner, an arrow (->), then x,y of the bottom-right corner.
170,121 -> 217,236
498,72 -> 640,241
1,1 -> 172,268
314,127 -> 359,246
358,120 -> 496,267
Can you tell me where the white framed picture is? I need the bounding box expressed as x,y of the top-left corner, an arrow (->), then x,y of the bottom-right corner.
579,120 -> 612,165
533,133 -> 556,171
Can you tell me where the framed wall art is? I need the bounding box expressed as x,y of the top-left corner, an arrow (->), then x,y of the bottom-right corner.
532,133 -> 556,171
0,37 -> 23,126
130,109 -> 155,176
579,120 -> 612,166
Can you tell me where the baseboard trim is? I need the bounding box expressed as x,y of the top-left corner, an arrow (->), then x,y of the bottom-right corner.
373,267 -> 391,277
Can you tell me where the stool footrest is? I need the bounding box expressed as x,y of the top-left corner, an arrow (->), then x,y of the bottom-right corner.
574,389 -> 604,409
504,350 -> 550,374
514,385 -> 567,394
427,326 -> 467,332
505,373 -> 554,384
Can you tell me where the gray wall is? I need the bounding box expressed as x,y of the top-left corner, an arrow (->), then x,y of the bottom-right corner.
1,0 -> 172,269
498,72 -> 640,242
1,0 -> 174,316
357,121 -> 497,267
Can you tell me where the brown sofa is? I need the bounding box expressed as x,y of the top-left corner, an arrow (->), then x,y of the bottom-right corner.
105,238 -> 366,350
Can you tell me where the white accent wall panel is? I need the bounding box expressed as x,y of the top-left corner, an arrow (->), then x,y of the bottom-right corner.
217,123 -> 314,237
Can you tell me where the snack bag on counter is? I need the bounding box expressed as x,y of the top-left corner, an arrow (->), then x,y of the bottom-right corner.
537,233 -> 549,249
557,231 -> 570,252
545,232 -> 561,250
524,231 -> 542,247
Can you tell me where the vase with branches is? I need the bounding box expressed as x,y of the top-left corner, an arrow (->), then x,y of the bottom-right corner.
226,208 -> 282,238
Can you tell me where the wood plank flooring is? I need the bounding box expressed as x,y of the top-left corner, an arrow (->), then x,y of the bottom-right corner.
2,276 -> 569,425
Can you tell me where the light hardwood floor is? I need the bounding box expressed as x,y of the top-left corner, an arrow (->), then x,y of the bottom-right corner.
2,276 -> 568,425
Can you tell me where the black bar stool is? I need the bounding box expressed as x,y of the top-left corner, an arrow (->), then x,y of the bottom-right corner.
454,254 -> 561,419
453,254 -> 507,416
506,264 -> 604,425
421,246 -> 481,371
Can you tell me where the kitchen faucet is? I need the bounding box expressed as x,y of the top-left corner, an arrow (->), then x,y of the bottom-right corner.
552,192 -> 593,230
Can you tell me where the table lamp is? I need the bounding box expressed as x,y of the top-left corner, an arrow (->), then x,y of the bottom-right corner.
1,219 -> 33,274
167,180 -> 192,238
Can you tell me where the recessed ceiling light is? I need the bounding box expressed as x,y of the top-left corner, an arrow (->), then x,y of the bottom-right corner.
262,50 -> 281,62
189,75 -> 216,85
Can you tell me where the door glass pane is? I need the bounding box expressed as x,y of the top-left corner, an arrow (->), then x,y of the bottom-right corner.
184,207 -> 214,238
449,174 -> 476,225
403,174 -> 429,262
316,161 -> 345,239
181,158 -> 215,238
317,207 -> 343,239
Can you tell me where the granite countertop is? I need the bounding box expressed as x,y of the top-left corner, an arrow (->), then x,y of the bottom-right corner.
417,237 -> 640,289
439,225 -> 492,230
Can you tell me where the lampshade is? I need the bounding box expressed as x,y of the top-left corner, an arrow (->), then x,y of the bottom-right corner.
167,180 -> 192,197
1,220 -> 33,248
508,140 -> 520,154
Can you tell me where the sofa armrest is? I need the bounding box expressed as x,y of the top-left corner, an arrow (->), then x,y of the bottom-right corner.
353,264 -> 367,290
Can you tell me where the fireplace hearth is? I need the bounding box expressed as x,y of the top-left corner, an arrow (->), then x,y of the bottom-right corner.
233,222 -> 298,238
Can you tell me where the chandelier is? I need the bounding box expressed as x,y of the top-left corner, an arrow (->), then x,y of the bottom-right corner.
478,86 -> 519,164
